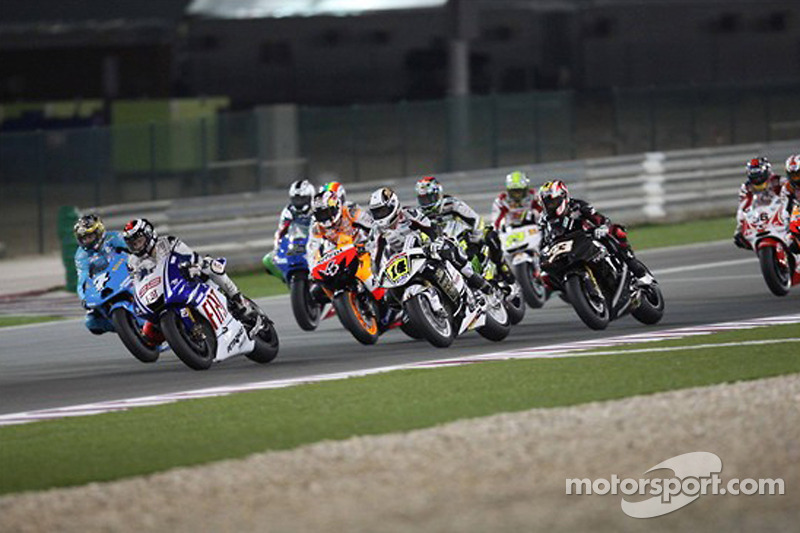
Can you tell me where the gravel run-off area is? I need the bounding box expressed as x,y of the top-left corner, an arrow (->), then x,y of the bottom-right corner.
2,373 -> 798,533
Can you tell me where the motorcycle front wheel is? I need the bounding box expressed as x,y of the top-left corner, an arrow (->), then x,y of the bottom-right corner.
513,262 -> 546,308
290,275 -> 321,331
160,311 -> 217,370
333,291 -> 380,345
565,273 -> 609,330
111,308 -> 160,363
758,246 -> 791,297
404,290 -> 454,348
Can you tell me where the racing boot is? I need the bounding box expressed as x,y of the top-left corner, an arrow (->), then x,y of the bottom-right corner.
228,292 -> 259,324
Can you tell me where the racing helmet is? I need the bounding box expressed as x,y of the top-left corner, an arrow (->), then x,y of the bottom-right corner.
746,157 -> 772,191
73,213 -> 106,251
538,180 -> 570,217
289,179 -> 315,213
122,218 -> 157,257
311,190 -> 343,228
369,187 -> 401,229
505,171 -> 530,206
786,155 -> 800,187
322,181 -> 347,204
415,176 -> 443,214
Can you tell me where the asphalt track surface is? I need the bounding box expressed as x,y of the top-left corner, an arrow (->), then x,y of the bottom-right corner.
0,240 -> 793,416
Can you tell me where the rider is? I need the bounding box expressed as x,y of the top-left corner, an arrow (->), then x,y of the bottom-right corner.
74,213 -> 128,334
307,188 -> 375,284
415,175 -> 514,283
123,218 -> 256,345
537,180 -> 651,283
263,179 -> 315,278
368,187 -> 491,294
734,157 -> 784,250
491,170 -> 543,231
784,155 -> 800,251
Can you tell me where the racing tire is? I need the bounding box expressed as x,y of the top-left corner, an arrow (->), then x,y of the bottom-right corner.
504,289 -> 526,325
404,291 -> 454,348
565,274 -> 609,330
246,320 -> 280,364
514,262 -> 546,308
290,275 -> 321,331
111,308 -> 159,363
333,291 -> 380,345
160,311 -> 216,370
477,294 -> 511,342
631,283 -> 665,325
399,316 -> 424,339
758,246 -> 791,297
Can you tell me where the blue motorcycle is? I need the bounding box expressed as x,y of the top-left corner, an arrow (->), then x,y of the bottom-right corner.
82,249 -> 161,363
270,222 -> 324,331
132,247 -> 279,370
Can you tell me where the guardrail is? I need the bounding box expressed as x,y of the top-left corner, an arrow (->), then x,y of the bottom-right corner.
85,139 -> 800,270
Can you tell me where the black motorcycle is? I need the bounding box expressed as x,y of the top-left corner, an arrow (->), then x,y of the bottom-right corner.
541,230 -> 664,330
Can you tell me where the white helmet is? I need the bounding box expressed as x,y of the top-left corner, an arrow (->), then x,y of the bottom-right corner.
369,187 -> 401,228
289,179 -> 315,213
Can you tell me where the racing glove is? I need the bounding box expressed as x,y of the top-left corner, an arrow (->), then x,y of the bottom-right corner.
733,232 -> 751,250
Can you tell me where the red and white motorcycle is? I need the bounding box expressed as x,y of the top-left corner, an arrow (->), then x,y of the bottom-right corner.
739,194 -> 800,296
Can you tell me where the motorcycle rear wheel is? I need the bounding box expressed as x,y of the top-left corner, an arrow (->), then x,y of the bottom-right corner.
514,262 -> 546,308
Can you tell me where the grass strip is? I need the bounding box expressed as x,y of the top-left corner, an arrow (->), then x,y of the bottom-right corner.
230,270 -> 288,298
0,315 -> 66,328
1,323 -> 799,496
627,215 -> 734,250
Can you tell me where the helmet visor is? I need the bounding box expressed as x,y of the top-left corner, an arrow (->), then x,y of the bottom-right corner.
371,204 -> 396,222
125,234 -> 147,254
417,192 -> 440,210
748,170 -> 768,186
77,231 -> 100,250
542,195 -> 563,215
291,195 -> 311,210
509,188 -> 528,203
313,206 -> 338,225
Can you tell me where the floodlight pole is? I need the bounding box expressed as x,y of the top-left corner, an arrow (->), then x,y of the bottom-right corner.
447,0 -> 476,170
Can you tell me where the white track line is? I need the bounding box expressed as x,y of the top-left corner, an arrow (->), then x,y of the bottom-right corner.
2,313 -> 800,427
655,258 -> 755,276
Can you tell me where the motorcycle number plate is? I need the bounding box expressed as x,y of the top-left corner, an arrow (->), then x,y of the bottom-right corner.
547,240 -> 573,258
505,231 -> 525,247
385,254 -> 411,283
144,289 -> 160,304
92,272 -> 109,292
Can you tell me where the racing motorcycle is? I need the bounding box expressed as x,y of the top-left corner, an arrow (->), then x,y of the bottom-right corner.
310,235 -> 393,345
442,219 -> 526,326
272,222 -> 325,330
378,234 -> 510,348
541,230 -> 664,330
499,222 -> 547,309
132,250 -> 279,370
82,248 -> 163,363
739,195 -> 800,296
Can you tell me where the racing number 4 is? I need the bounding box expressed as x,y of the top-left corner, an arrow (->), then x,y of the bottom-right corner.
202,291 -> 228,330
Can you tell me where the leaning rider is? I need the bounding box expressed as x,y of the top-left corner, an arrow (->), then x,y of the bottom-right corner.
734,157 -> 785,250
492,170 -> 543,231
368,187 -> 492,294
263,179 -> 315,279
307,188 -> 374,270
123,218 -> 256,345
74,213 -> 128,334
415,175 -> 514,283
538,180 -> 651,284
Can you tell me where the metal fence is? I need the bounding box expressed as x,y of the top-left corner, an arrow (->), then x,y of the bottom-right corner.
3,81 -> 800,257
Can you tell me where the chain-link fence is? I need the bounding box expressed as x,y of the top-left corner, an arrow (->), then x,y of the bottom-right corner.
2,82 -> 800,257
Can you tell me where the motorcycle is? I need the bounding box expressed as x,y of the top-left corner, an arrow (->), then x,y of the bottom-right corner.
739,195 -> 800,296
378,234 -> 510,348
541,230 -> 664,330
500,223 -> 547,309
272,222 -> 326,330
82,248 -> 162,363
132,247 -> 279,370
310,235 -> 392,345
442,219 -> 526,326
